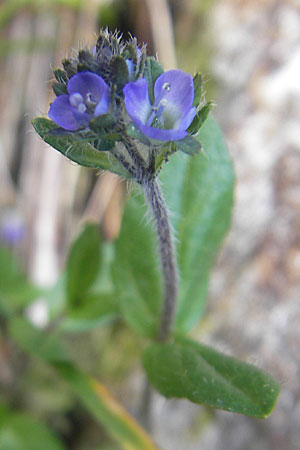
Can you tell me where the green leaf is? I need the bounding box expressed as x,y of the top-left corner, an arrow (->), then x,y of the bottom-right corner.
32,118 -> 131,178
160,115 -> 234,333
110,55 -> 129,91
54,363 -> 158,450
53,68 -> 68,84
89,114 -> 116,133
173,135 -> 202,155
77,49 -> 102,74
111,192 -> 163,338
192,72 -> 203,107
61,241 -> 118,332
0,245 -> 39,316
44,274 -> 67,320
144,57 -> 164,104
9,316 -> 69,363
122,42 -> 138,64
142,338 -> 280,418
60,292 -> 118,333
66,223 -> 101,305
188,101 -> 214,135
0,413 -> 65,450
52,82 -> 68,96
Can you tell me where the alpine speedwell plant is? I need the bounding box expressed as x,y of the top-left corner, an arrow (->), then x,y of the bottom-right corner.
32,29 -> 280,442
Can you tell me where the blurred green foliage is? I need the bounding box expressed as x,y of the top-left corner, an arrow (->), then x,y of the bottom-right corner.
0,114 -> 280,447
0,0 -> 279,447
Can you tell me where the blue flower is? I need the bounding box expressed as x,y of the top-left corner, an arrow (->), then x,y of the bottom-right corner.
49,72 -> 110,131
0,209 -> 26,245
123,69 -> 196,141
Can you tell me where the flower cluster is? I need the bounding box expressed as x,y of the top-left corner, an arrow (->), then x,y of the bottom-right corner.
35,29 -> 212,181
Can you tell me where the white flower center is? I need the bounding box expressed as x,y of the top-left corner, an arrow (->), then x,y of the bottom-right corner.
146,83 -> 180,130
69,92 -> 87,113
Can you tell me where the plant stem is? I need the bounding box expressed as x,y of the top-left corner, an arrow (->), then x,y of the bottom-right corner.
143,177 -> 178,341
116,132 -> 178,340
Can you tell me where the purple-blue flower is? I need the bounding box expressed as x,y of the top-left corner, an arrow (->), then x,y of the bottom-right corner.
49,72 -> 110,131
0,210 -> 26,245
123,69 -> 196,141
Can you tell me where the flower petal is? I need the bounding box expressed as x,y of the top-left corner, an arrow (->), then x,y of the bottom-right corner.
176,106 -> 197,130
68,72 -> 109,105
139,123 -> 187,141
72,110 -> 93,127
123,78 -> 151,126
48,95 -> 79,130
154,70 -> 194,128
94,88 -> 110,116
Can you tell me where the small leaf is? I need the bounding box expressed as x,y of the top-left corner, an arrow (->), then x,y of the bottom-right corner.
188,101 -> 214,135
173,135 -> 202,155
143,338 -> 280,418
53,68 -> 68,84
192,72 -> 203,107
78,49 -> 102,74
154,143 -> 172,172
89,114 -> 115,132
62,58 -> 77,78
144,57 -> 164,104
52,82 -> 67,96
110,55 -> 129,91
122,42 -> 138,64
66,223 -> 101,305
32,117 -> 131,178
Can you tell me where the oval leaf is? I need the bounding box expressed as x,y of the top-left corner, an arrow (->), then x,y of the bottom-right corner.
142,338 -> 280,418
66,223 -> 101,305
32,117 -> 131,178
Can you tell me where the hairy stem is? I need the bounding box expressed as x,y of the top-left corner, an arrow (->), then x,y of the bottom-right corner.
143,177 -> 178,341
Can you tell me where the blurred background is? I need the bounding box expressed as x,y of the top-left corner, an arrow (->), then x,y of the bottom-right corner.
1,0 -> 300,449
